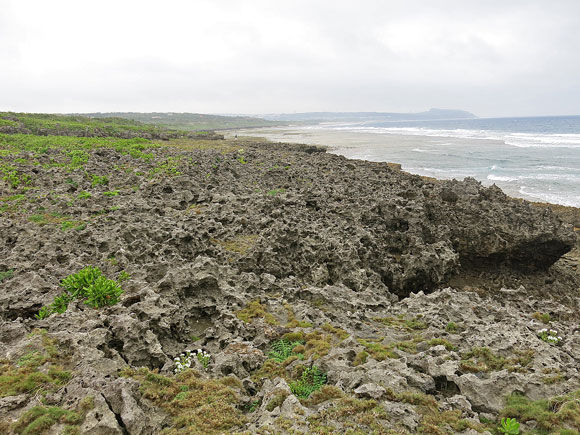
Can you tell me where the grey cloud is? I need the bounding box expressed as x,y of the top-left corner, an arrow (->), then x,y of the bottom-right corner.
1,0 -> 580,116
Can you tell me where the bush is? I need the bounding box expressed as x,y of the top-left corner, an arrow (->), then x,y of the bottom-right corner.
289,366 -> 327,399
61,266 -> 102,299
268,339 -> 304,363
36,267 -> 123,319
84,276 -> 123,308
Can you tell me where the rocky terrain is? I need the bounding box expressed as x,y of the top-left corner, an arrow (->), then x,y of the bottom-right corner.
0,123 -> 579,434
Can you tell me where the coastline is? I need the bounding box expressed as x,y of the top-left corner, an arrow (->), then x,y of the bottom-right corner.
234,126 -> 580,209
232,129 -> 580,231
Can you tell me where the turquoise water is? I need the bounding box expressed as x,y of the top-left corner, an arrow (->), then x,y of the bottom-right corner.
295,116 -> 580,207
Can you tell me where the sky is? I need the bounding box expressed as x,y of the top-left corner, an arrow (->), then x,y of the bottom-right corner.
1,0 -> 580,117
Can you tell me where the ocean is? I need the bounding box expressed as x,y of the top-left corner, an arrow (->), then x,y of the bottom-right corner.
240,115 -> 580,207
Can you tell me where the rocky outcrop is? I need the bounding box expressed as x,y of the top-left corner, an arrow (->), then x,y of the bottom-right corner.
0,139 -> 578,434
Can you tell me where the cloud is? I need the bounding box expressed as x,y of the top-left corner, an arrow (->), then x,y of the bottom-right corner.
1,0 -> 580,116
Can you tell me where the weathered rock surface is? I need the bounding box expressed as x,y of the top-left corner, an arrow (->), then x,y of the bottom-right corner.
0,139 -> 578,434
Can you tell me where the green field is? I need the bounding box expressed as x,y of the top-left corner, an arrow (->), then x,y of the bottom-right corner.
0,112 -> 221,140
80,112 -> 288,131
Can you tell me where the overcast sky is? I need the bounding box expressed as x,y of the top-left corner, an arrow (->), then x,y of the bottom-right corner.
1,0 -> 579,117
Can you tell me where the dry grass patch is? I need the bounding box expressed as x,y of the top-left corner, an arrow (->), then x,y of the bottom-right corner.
125,368 -> 246,435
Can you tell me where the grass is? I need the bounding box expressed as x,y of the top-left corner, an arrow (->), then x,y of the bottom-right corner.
124,367 -> 246,435
0,132 -> 158,159
83,111 -> 284,131
267,188 -> 286,196
0,270 -> 14,283
302,331 -> 333,360
284,304 -> 313,328
499,391 -> 580,434
235,300 -> 278,325
306,396 -> 390,434
445,321 -> 458,333
428,338 -> 457,351
532,312 -> 552,324
321,322 -> 350,340
0,112 -> 194,140
0,330 -> 71,398
356,336 -> 428,362
28,212 -> 84,231
91,174 -> 108,187
12,406 -> 82,435
266,391 -> 289,411
148,156 -> 183,178
459,347 -> 534,373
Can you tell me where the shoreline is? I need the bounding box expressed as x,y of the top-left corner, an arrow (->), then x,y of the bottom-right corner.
233,126 -> 580,209
231,129 -> 580,230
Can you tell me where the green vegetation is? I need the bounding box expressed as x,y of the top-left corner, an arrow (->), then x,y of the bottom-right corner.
499,417 -> 520,434
267,188 -> 286,196
148,156 -> 183,178
0,270 -> 14,283
36,266 -> 123,319
61,266 -> 103,298
289,366 -> 327,399
1,166 -> 31,189
91,175 -> 108,187
60,220 -> 85,231
357,336 -> 427,362
306,396 -> 388,433
0,330 -> 70,399
321,322 -> 349,340
352,350 -> 369,366
533,312 -> 552,324
102,190 -> 120,196
268,339 -> 304,363
235,300 -> 278,325
0,112 -> 195,139
67,150 -> 89,168
284,304 -> 313,328
0,132 -> 157,159
266,391 -> 289,411
428,338 -> 457,351
460,347 -> 534,373
446,321 -> 458,333
28,212 -> 85,231
499,391 -> 580,434
12,406 -> 82,435
12,396 -> 94,435
83,276 -> 123,308
82,111 -> 285,131
124,367 -> 246,434
118,270 -> 131,282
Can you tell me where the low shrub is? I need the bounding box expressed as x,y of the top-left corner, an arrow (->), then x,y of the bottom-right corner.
36,267 -> 123,319
289,366 -> 327,399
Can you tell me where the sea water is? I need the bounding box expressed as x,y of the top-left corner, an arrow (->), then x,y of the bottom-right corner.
243,116 -> 580,207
